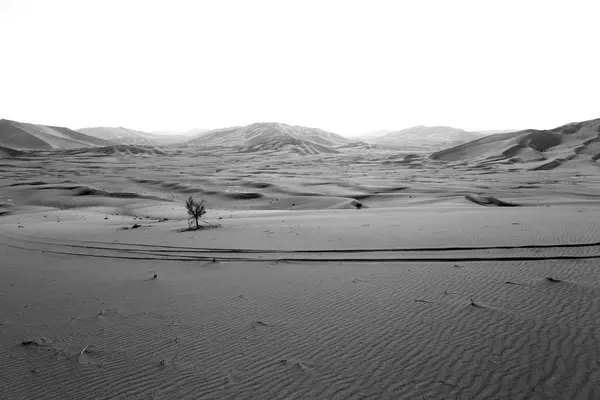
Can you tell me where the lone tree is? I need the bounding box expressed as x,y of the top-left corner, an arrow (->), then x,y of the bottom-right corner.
185,196 -> 206,229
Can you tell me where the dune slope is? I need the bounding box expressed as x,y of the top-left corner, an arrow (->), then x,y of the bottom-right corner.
379,125 -> 482,144
431,118 -> 600,170
0,146 -> 27,158
188,122 -> 353,155
78,127 -> 158,145
55,145 -> 169,157
0,119 -> 112,150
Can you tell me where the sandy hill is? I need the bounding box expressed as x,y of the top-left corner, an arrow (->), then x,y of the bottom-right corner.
80,127 -> 197,145
0,146 -> 27,158
188,122 -> 353,155
53,144 -> 169,157
376,126 -> 483,145
78,127 -> 157,145
430,118 -> 600,170
0,119 -> 112,150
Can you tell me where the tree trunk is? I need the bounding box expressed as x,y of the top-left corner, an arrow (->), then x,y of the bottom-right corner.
195,217 -> 199,229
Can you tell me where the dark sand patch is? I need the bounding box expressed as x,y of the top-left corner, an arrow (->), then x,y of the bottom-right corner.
465,194 -> 520,207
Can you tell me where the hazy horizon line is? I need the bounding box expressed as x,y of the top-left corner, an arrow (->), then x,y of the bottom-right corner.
6,113 -> 600,138
10,114 -> 595,137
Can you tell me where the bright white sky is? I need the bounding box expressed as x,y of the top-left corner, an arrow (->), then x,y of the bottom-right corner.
0,0 -> 598,136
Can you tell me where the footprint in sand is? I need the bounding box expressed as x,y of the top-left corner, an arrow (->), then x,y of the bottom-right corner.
294,361 -> 313,372
278,358 -> 314,372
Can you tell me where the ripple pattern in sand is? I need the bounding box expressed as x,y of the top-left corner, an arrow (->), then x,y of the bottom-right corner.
2,243 -> 600,400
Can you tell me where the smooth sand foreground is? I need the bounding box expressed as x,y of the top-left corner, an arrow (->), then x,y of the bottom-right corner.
1,205 -> 600,400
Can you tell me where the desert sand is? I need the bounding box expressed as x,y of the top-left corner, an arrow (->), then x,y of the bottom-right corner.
2,125 -> 600,400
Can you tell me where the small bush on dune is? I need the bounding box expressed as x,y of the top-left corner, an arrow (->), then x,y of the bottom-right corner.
185,196 -> 207,229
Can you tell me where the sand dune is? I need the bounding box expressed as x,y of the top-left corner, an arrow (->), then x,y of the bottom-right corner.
334,141 -> 375,151
431,118 -> 600,171
240,137 -> 340,156
0,119 -> 112,150
3,180 -> 169,211
80,127 -> 199,145
0,146 -> 27,158
361,126 -> 484,154
54,145 -> 169,157
78,127 -> 158,145
357,126 -> 514,153
189,122 -> 353,155
378,125 -> 483,144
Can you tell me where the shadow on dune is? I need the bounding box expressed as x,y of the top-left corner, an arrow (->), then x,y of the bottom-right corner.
174,224 -> 222,233
465,194 -> 520,207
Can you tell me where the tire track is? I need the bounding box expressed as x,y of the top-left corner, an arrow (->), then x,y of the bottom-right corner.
5,238 -> 600,264
7,229 -> 600,253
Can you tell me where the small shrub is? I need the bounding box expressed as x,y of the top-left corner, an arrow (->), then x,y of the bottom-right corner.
185,196 -> 206,230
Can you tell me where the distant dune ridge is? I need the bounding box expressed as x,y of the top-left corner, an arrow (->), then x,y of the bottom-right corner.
372,125 -> 484,145
79,127 -> 201,145
3,117 -> 600,165
78,127 -> 157,145
189,122 -> 353,155
430,117 -> 600,170
356,129 -> 395,141
0,119 -> 112,150
53,144 -> 169,157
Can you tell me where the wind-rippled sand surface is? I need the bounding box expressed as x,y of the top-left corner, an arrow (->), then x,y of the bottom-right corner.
2,150 -> 600,399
